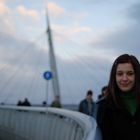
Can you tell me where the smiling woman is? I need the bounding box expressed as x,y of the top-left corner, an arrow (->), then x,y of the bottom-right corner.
96,54 -> 140,140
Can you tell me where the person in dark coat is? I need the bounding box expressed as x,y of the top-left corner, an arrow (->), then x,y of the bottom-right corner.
98,86 -> 108,99
94,86 -> 108,119
17,100 -> 23,106
50,95 -> 62,108
97,54 -> 140,140
22,98 -> 31,106
79,90 -> 96,117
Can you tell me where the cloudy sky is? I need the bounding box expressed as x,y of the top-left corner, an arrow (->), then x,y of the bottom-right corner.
0,0 -> 139,105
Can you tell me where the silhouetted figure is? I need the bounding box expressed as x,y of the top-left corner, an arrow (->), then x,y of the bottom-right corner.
42,101 -> 47,107
22,98 -> 31,106
50,96 -> 62,108
17,100 -> 23,106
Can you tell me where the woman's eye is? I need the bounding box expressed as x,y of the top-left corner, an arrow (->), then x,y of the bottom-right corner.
116,72 -> 123,76
127,72 -> 134,76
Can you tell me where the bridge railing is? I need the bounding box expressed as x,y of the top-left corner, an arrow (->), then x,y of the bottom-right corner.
0,106 -> 100,140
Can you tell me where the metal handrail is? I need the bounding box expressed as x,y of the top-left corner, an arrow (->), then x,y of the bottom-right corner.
0,106 -> 100,140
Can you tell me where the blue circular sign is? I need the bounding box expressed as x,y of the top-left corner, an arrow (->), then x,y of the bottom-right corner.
43,71 -> 53,80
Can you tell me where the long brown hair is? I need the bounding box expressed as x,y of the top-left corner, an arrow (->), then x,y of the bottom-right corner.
107,54 -> 140,107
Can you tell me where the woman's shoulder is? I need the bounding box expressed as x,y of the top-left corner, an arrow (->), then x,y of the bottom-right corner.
96,96 -> 108,105
96,95 -> 114,123
96,95 -> 115,109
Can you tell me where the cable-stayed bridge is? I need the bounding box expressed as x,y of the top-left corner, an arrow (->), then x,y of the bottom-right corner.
0,3 -> 108,138
0,16 -> 109,106
0,7 -> 103,139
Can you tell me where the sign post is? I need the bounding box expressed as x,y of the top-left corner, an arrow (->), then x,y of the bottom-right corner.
43,71 -> 53,106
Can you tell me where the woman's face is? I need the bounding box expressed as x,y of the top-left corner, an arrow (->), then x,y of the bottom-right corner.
116,63 -> 135,92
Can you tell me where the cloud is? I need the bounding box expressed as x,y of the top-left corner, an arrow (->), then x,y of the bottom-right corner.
48,2 -> 65,18
17,6 -> 39,20
47,1 -> 88,22
89,2 -> 140,61
0,2 -> 16,34
0,0 -> 6,4
127,2 -> 140,22
52,24 -> 91,37
0,2 -> 9,14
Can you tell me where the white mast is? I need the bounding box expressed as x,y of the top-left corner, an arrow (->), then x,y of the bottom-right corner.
45,7 -> 61,101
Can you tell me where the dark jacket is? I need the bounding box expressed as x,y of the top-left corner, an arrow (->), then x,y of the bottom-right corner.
79,99 -> 95,116
97,96 -> 140,140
